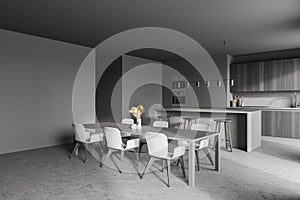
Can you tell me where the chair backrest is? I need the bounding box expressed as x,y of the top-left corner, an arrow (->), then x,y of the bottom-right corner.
72,123 -> 89,142
121,118 -> 134,125
153,121 -> 169,128
145,132 -> 168,158
104,127 -> 123,150
191,123 -> 210,131
191,123 -> 210,149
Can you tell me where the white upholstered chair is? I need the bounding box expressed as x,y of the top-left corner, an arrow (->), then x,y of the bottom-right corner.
69,123 -> 104,163
102,127 -> 140,173
178,123 -> 214,171
121,118 -> 134,125
153,120 -> 169,128
121,118 -> 134,137
141,132 -> 186,187
139,120 -> 169,155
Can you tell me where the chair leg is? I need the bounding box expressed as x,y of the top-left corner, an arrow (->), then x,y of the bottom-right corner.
176,159 -> 180,167
227,123 -> 233,152
141,157 -> 155,179
166,160 -> 170,187
203,148 -> 214,165
120,151 -> 125,173
178,156 -> 186,178
69,142 -> 80,159
162,160 -> 164,172
135,148 -> 140,167
102,148 -> 113,166
195,150 -> 200,171
139,142 -> 146,158
83,144 -> 88,163
99,141 -> 104,168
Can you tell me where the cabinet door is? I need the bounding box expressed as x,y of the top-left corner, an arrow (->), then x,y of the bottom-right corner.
262,111 -> 280,136
297,59 -> 300,90
264,60 -> 284,91
262,111 -> 300,139
245,62 -> 264,91
230,63 -> 246,92
282,59 -> 298,90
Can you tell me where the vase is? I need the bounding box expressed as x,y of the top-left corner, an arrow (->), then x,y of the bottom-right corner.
137,118 -> 142,129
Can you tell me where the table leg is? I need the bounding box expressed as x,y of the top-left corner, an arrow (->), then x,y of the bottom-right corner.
215,134 -> 220,171
188,141 -> 195,186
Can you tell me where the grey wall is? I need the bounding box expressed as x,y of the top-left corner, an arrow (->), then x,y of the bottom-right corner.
96,57 -> 122,123
95,55 -> 163,124
72,49 -> 96,124
0,29 -> 91,154
162,55 -> 228,108
122,55 -> 162,125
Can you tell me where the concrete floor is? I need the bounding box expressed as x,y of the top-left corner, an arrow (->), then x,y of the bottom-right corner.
1,136 -> 300,200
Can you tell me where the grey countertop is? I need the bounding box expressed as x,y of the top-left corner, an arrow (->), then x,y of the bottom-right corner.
228,107 -> 300,112
155,107 -> 260,114
156,107 -> 300,113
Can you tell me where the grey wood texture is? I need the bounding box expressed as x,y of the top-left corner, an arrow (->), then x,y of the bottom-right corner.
262,111 -> 300,139
245,62 -> 264,91
231,58 -> 300,92
230,63 -> 246,92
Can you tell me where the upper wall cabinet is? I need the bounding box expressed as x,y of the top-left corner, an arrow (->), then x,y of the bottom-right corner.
245,62 -> 264,91
230,63 -> 246,92
231,58 -> 300,92
230,62 -> 263,92
264,60 -> 283,91
264,58 -> 300,91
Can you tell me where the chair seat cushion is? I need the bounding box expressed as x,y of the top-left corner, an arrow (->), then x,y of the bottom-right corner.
86,133 -> 103,143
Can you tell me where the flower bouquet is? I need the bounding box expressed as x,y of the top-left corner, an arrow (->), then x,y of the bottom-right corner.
129,104 -> 145,129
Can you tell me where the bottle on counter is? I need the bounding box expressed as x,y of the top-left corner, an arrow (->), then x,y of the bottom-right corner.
236,96 -> 240,107
231,96 -> 237,107
240,96 -> 244,107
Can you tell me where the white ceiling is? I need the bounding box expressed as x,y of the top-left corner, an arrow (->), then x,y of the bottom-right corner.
0,0 -> 299,56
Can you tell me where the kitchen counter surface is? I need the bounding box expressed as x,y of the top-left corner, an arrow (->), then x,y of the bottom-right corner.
155,107 -> 262,152
227,107 -> 300,112
155,107 -> 261,114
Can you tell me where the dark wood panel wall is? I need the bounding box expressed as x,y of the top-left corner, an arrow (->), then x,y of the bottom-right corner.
262,111 -> 300,139
231,58 -> 300,92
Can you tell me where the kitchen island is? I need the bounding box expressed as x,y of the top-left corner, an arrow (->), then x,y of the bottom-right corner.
154,107 -> 262,152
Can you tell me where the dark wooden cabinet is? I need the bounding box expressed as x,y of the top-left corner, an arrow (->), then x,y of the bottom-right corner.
230,62 -> 263,92
245,62 -> 264,91
264,60 -> 284,91
262,111 -> 300,139
230,63 -> 246,92
282,59 -> 299,90
231,58 -> 300,92
264,59 -> 300,91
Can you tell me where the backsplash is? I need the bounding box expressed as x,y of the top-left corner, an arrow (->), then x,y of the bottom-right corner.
231,92 -> 298,108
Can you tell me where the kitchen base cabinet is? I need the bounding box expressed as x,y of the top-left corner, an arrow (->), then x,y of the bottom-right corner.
155,108 -> 262,152
262,111 -> 300,139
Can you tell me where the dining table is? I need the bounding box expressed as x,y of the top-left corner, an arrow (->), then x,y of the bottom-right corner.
85,122 -> 220,187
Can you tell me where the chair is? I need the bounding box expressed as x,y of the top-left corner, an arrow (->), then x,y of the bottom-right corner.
121,118 -> 134,137
139,121 -> 169,155
177,123 -> 214,171
141,132 -> 186,187
182,116 -> 198,129
69,123 -> 104,164
153,121 -> 169,128
102,127 -> 139,173
214,119 -> 233,152
121,118 -> 134,125
156,115 -> 171,124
